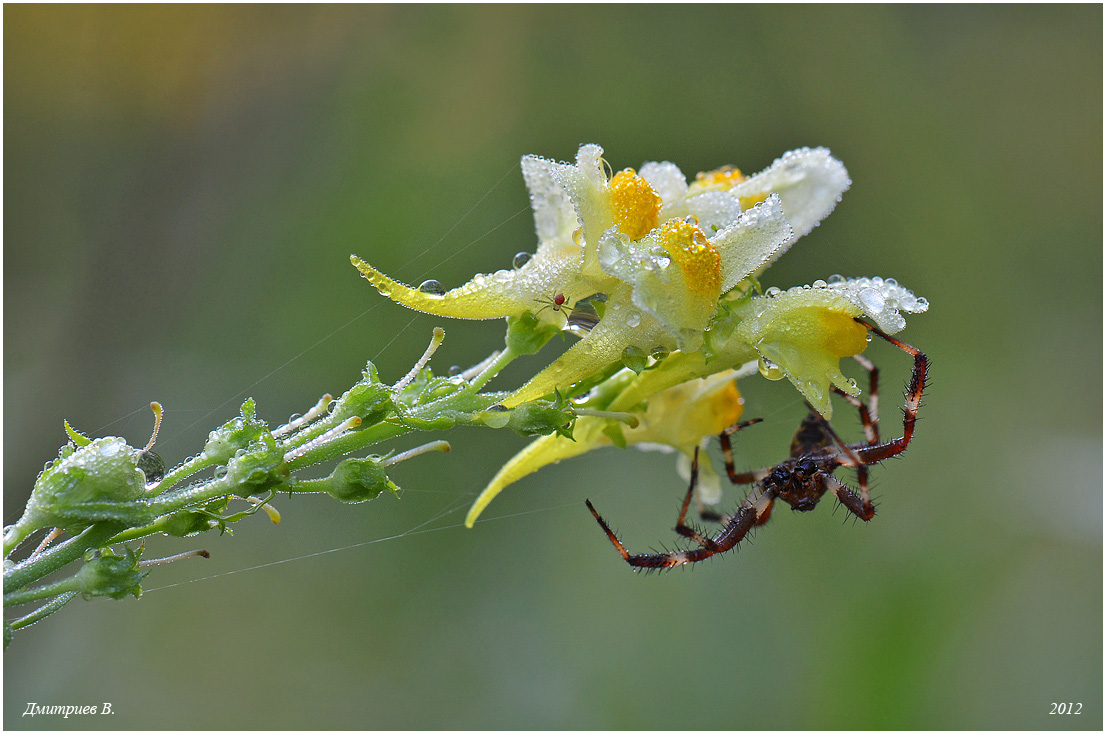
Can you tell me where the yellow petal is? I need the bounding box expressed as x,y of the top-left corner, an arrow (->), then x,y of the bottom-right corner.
734,288 -> 868,416
466,369 -> 744,527
503,286 -> 670,407
351,255 -> 529,319
464,419 -> 610,527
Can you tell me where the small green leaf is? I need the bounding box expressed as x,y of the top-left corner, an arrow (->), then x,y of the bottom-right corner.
621,345 -> 647,374
602,422 -> 627,449
505,312 -> 560,357
63,420 -> 92,447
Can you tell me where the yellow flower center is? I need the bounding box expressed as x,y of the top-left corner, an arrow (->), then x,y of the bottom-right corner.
691,165 -> 746,190
657,219 -> 722,298
690,165 -> 766,209
610,168 -> 661,240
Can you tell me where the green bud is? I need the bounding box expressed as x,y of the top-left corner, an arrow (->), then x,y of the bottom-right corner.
331,381 -> 393,424
159,502 -> 225,537
73,546 -> 146,600
507,398 -> 575,439
15,437 -> 149,535
203,400 -> 269,464
223,434 -> 287,496
317,457 -> 399,503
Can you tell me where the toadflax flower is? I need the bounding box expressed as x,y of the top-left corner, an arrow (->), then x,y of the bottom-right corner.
462,274 -> 929,524
352,144 -> 850,407
464,367 -> 750,527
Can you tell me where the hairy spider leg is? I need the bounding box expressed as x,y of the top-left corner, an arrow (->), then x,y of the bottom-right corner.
831,353 -> 880,445
680,418 -> 764,526
719,418 -> 767,484
805,408 -> 875,520
586,318 -> 928,570
829,353 -> 881,515
845,320 -> 928,465
586,492 -> 769,570
716,418 -> 775,526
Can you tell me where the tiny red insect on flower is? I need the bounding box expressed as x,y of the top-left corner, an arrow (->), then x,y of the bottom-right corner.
534,293 -> 568,314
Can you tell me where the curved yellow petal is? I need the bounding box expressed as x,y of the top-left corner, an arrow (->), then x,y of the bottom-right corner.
464,420 -> 608,527
503,289 -> 670,407
351,255 -> 529,320
466,369 -> 745,527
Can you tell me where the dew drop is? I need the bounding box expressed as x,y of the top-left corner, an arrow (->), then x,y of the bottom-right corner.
99,440 -> 124,458
137,450 -> 165,488
812,279 -> 827,289
757,356 -> 786,381
482,406 -> 511,429
765,286 -> 781,297
418,279 -> 446,296
288,413 -> 302,424
448,365 -> 462,376
512,252 -> 532,269
858,287 -> 887,313
827,274 -> 846,285
626,313 -> 641,328
572,228 -> 585,247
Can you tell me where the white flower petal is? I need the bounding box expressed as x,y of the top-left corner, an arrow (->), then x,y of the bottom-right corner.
732,147 -> 850,258
712,194 -> 793,292
639,161 -> 689,205
521,154 -> 580,244
823,275 -> 929,333
685,190 -> 743,236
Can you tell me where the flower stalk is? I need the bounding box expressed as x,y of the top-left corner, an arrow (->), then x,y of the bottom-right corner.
5,143 -> 928,647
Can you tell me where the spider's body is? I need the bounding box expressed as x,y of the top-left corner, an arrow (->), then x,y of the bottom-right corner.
586,319 -> 928,570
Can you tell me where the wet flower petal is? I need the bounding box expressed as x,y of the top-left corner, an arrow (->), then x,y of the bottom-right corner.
466,369 -> 744,526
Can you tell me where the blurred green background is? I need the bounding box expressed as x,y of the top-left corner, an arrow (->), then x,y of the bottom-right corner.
4,5 -> 1100,729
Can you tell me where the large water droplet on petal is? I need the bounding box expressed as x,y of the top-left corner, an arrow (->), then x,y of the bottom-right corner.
758,356 -> 785,380
512,252 -> 532,269
858,287 -> 886,313
418,279 -> 446,296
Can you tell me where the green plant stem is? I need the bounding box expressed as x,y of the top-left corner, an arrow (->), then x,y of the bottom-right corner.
3,522 -> 125,595
156,453 -> 222,493
8,592 -> 79,631
5,576 -> 81,607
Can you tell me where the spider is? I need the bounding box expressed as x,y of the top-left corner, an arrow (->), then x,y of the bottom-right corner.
534,292 -> 568,315
585,318 -> 928,569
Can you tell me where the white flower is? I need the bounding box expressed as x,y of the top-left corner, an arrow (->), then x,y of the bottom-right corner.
352,144 -> 851,407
